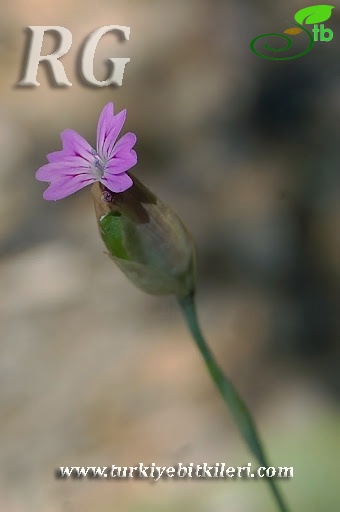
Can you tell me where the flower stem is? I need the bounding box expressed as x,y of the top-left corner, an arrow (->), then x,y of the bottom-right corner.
177,292 -> 290,512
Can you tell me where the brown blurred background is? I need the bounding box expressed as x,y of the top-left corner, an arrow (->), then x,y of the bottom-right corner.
0,1 -> 339,511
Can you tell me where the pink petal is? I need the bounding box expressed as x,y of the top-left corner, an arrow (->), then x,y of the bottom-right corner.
100,172 -> 133,193
110,132 -> 137,157
102,110 -> 127,159
47,150 -> 76,163
42,174 -> 95,200
97,102 -> 115,156
36,159 -> 91,181
105,151 -> 137,175
61,129 -> 94,161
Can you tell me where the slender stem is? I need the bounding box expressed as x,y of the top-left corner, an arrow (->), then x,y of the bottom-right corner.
178,292 -> 290,512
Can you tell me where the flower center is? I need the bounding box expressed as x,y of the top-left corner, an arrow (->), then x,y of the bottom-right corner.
91,150 -> 106,179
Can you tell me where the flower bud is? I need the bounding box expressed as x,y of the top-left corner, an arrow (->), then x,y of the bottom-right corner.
91,176 -> 196,297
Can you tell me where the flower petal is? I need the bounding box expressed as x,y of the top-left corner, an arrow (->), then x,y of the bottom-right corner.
102,110 -> 127,159
105,150 -> 137,175
97,102 -> 115,156
100,172 -> 133,193
36,159 -> 92,181
42,174 -> 95,200
61,129 -> 94,161
110,132 -> 137,158
47,150 -> 76,163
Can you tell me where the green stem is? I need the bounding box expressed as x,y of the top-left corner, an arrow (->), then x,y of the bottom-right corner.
178,292 -> 290,512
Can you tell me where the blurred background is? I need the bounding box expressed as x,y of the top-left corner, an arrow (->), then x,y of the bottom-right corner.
0,1 -> 339,511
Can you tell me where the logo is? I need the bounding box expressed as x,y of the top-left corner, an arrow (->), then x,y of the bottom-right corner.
17,25 -> 131,87
250,5 -> 334,60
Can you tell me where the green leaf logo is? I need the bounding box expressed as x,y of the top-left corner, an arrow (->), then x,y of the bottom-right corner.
294,5 -> 334,25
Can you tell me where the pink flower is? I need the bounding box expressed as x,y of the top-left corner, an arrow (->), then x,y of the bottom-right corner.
36,102 -> 137,200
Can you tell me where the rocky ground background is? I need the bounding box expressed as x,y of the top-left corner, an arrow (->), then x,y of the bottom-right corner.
0,1 -> 339,511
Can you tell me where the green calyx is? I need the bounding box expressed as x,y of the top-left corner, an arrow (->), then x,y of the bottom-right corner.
92,178 -> 196,297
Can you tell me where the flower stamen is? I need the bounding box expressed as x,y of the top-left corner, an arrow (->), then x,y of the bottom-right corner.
91,157 -> 105,178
